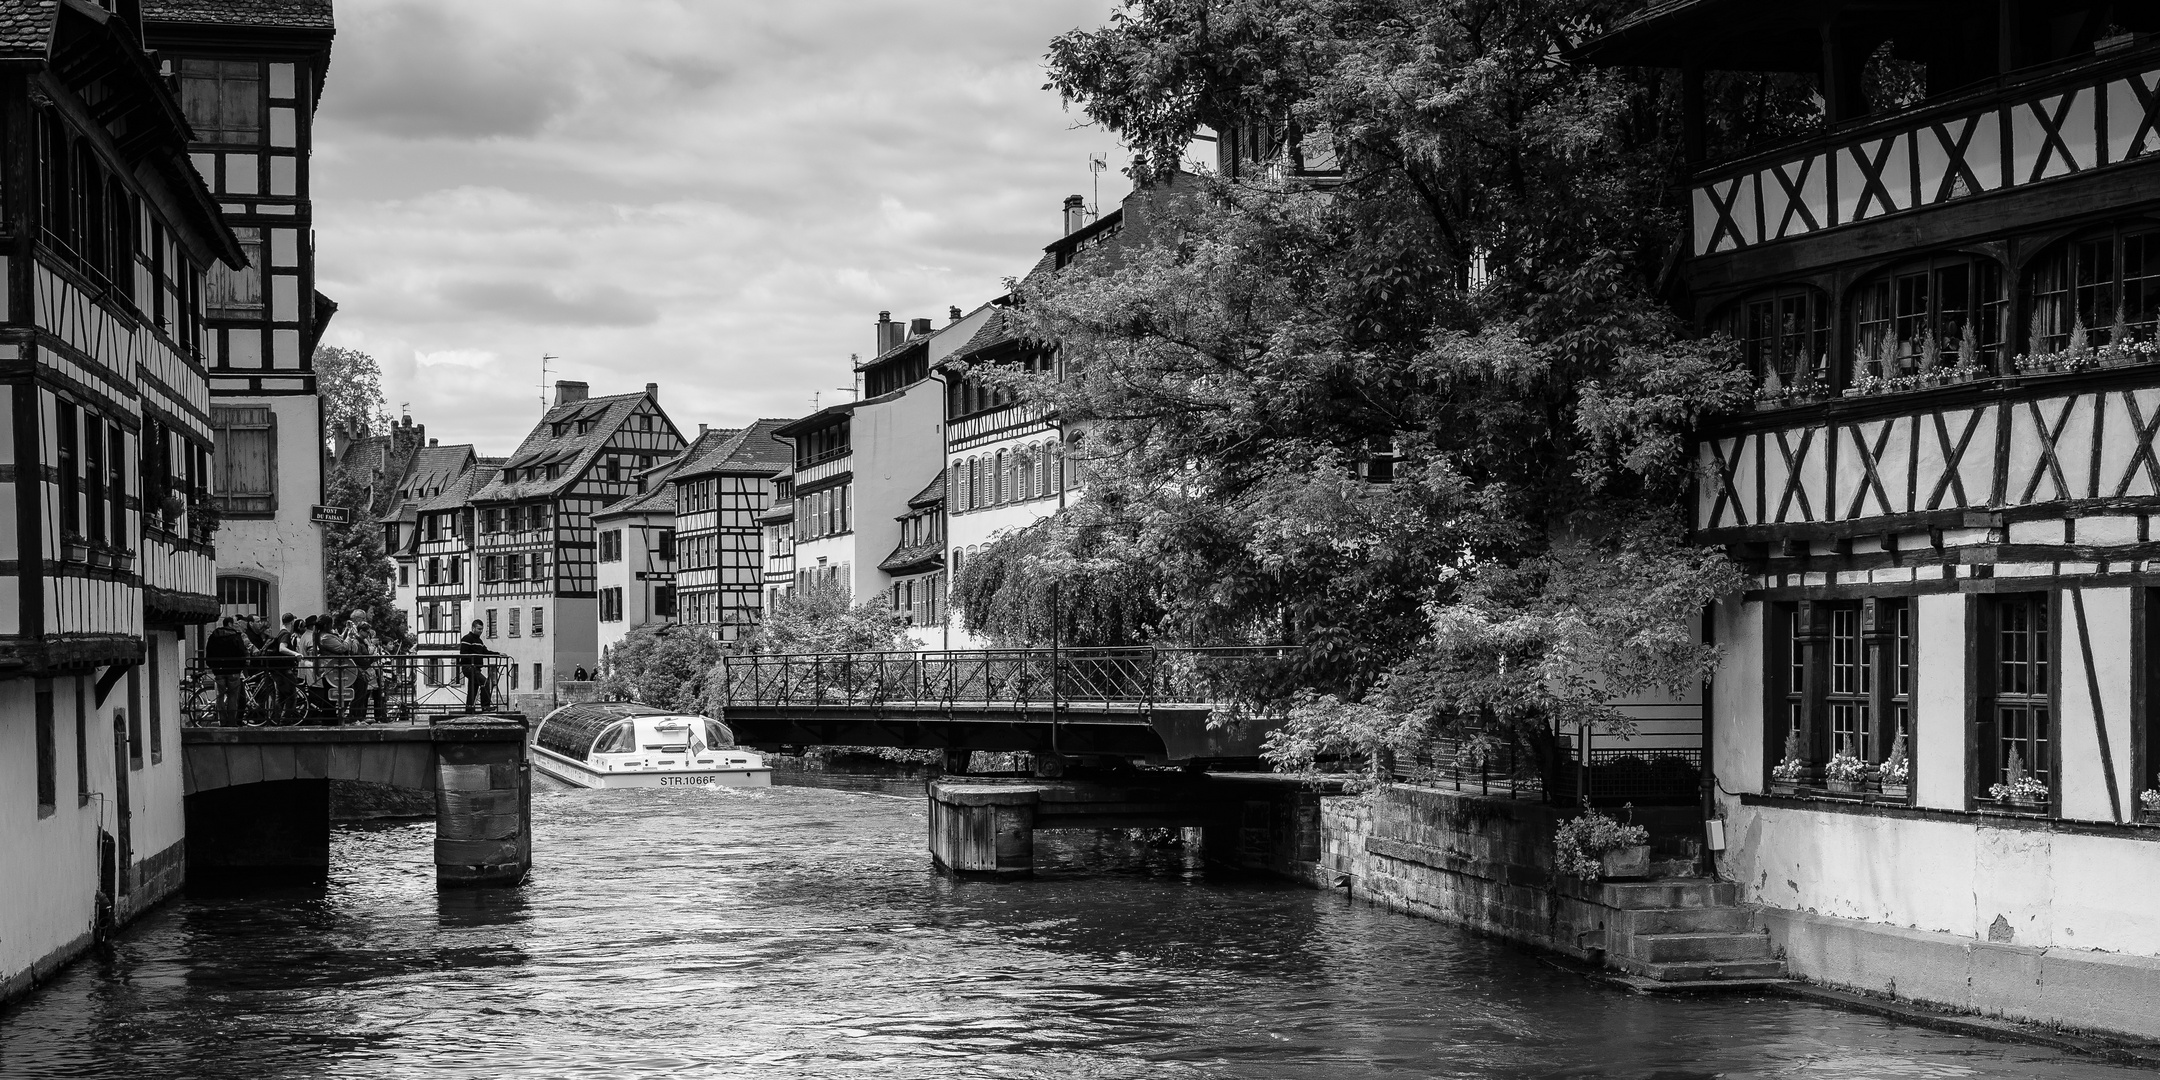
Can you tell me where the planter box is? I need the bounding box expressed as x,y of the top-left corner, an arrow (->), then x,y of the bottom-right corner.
1769,779 -> 1801,796
2006,796 -> 2046,811
1600,844 -> 1652,881
1880,782 -> 1910,800
1826,778 -> 1864,794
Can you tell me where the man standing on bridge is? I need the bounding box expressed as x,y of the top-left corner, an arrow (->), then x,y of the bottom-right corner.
460,619 -> 496,713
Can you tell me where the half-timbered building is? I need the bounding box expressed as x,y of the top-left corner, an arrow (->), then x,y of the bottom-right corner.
0,0 -> 245,1009
143,0 -> 334,623
397,456 -> 491,699
594,437 -> 701,660
1585,0 -> 2160,1036
467,381 -> 682,713
667,417 -> 791,640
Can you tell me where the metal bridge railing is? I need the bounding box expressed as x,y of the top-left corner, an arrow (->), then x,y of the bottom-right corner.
183,653 -> 514,727
721,646 -> 1303,717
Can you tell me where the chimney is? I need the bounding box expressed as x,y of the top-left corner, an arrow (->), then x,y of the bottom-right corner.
1063,194 -> 1087,235
948,305 -> 962,323
875,311 -> 904,354
909,317 -> 933,337
554,380 -> 589,406
645,382 -> 659,402
698,423 -> 708,435
429,438 -> 438,447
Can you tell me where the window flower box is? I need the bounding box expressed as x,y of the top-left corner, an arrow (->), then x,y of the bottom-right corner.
88,546 -> 113,569
60,535 -> 88,562
1599,844 -> 1653,881
1825,778 -> 1865,794
1880,781 -> 1910,800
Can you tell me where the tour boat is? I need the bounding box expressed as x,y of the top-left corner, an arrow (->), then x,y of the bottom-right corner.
530,702 -> 771,789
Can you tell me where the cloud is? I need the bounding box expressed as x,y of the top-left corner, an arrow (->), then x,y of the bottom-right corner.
315,0 -> 1135,452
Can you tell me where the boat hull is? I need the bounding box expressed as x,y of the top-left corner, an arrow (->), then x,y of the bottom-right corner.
532,746 -> 773,790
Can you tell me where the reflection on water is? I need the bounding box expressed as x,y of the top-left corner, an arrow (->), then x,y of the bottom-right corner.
0,778 -> 2134,1079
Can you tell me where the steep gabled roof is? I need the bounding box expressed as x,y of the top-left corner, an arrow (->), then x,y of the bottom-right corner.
469,391 -> 671,503
398,443 -> 476,502
904,468 -> 945,511
675,417 -> 794,480
415,461 -> 496,514
140,0 -> 335,30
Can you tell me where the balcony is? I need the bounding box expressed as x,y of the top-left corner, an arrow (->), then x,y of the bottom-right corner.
1688,43 -> 2160,261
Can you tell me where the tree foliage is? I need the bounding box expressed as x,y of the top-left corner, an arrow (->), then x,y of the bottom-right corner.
952,516 -> 1164,646
741,579 -> 907,655
315,345 -> 392,445
971,0 -> 1799,778
599,624 -> 729,714
320,462 -> 404,636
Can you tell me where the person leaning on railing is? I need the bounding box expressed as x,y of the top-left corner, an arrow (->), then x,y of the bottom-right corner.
459,619 -> 501,713
311,613 -> 358,726
204,615 -> 252,727
260,612 -> 302,720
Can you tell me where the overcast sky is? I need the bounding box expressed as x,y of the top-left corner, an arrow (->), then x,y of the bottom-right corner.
313,0 -> 1133,454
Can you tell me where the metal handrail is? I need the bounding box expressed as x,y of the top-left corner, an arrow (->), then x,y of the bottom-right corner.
183,652 -> 513,727
721,646 -> 1302,716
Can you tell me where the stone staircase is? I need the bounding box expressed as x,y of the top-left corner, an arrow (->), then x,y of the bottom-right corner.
1599,879 -> 1787,988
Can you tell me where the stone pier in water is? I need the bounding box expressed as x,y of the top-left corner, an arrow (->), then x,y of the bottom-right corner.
926,774 -> 1320,877
181,715 -> 532,887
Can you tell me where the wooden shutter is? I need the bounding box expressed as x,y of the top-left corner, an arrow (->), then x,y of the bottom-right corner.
212,407 -> 275,514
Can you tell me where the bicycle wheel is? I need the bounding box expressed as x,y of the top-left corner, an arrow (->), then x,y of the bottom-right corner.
183,676 -> 217,727
239,673 -> 274,727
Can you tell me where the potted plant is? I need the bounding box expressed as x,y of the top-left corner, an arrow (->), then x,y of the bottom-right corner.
1880,734 -> 1911,800
87,543 -> 112,569
1554,801 -> 1652,882
2140,783 -> 2159,821
1770,728 -> 1806,794
60,531 -> 88,562
1988,750 -> 2049,810
111,547 -> 135,573
1824,751 -> 1868,794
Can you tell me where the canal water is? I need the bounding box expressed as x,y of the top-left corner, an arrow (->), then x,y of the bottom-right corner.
0,778 -> 2138,1079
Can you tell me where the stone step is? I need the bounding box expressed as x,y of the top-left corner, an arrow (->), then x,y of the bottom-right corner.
1600,879 -> 1738,910
1611,905 -> 1760,936
1624,931 -> 1774,964
1613,957 -> 1787,982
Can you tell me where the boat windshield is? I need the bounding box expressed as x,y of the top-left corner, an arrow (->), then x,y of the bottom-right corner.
591,722 -> 636,756
703,720 -> 731,750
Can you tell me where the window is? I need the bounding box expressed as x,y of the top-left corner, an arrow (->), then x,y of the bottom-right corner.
218,576 -> 269,619
506,553 -> 524,582
210,407 -> 275,515
509,663 -> 519,691
1978,593 -> 2052,806
533,663 -> 543,690
658,530 -> 675,561
2027,225 -> 2160,352
1850,256 -> 2005,382
449,556 -> 463,585
1826,606 -> 1870,760
532,606 -> 544,638
482,555 -> 501,582
531,552 -> 547,583
178,59 -> 262,145
600,587 -> 622,622
398,564 -> 410,586
207,227 -> 263,318
84,415 -> 105,545
1769,598 -> 1914,788
600,529 -> 622,562
508,608 -> 520,637
57,403 -> 79,540
996,450 -> 1010,504
594,722 -> 635,755
528,505 -> 546,531
486,609 -> 498,639
34,681 -> 54,817
654,586 -> 676,618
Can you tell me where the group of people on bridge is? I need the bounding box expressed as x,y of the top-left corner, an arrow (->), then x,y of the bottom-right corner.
204,610 -> 414,726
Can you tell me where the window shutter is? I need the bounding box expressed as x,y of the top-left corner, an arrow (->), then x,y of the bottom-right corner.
211,407 -> 275,514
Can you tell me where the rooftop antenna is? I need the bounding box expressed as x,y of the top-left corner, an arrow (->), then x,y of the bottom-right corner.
539,354 -> 559,413
1088,153 -> 1108,219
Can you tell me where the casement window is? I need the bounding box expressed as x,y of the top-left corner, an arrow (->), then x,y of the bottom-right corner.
600,530 -> 622,562
482,508 -> 500,534
426,558 -> 441,586
1851,255 -> 2006,380
178,59 -> 262,144
600,588 -> 621,622
1976,593 -> 2053,804
399,564 -> 409,586
1767,598 -> 1915,788
207,227 -> 264,319
57,403 -> 80,540
508,608 -> 520,637
482,555 -> 500,582
506,553 -> 524,582
1723,287 -> 1830,390
531,606 -> 544,638
654,585 -> 676,618
449,556 -> 463,585
84,415 -> 106,546
486,609 -> 498,638
527,505 -> 546,531
211,407 -> 276,515
657,530 -> 675,561
530,552 -> 547,582
2028,224 -> 2160,351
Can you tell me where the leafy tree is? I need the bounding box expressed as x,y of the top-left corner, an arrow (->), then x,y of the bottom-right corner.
975,0 -> 1790,780
315,345 -> 392,445
951,516 -> 1163,646
599,624 -> 729,713
319,462 -> 405,637
741,578 -> 907,655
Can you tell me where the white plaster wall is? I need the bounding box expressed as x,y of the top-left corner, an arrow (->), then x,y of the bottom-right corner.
848,385 -> 943,602
1913,591 -> 1968,811
0,664 -> 185,992
1723,801 -> 2160,956
216,395 -> 323,616
1710,596 -> 1765,793
2058,586 -> 2138,823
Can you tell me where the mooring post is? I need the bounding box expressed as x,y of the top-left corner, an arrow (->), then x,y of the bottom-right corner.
431,715 -> 531,888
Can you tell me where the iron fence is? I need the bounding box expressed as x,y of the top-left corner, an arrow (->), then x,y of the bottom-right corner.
183,653 -> 514,727
722,646 -> 1303,717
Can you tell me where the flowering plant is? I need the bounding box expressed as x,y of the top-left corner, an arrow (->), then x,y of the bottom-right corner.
1770,727 -> 1806,782
2141,787 -> 2160,814
1880,734 -> 1910,784
1554,801 -> 1650,879
1824,752 -> 1869,783
1988,749 -> 2047,804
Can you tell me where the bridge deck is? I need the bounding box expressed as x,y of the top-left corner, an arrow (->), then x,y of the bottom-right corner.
180,717 -> 527,795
